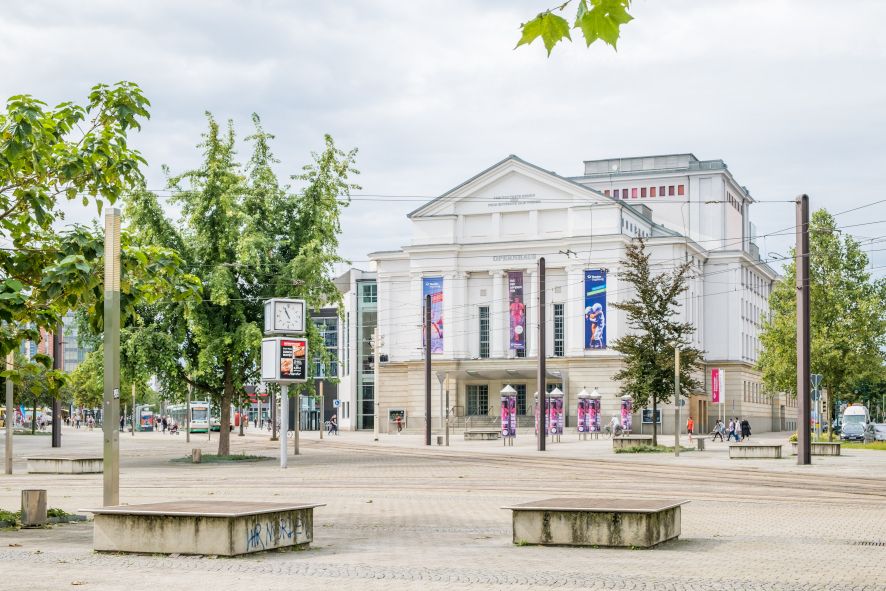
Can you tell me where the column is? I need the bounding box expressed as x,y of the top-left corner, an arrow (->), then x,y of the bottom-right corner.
527,268 -> 537,358
455,271 -> 469,359
490,271 -> 505,358
443,272 -> 456,359
566,266 -> 584,357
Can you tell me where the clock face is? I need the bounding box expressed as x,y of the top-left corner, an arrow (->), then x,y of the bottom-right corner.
274,301 -> 303,332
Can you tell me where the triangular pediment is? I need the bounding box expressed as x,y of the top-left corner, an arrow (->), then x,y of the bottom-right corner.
409,155 -> 615,218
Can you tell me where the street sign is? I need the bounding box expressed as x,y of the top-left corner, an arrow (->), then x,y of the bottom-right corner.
333,399 -> 341,408
811,373 -> 823,390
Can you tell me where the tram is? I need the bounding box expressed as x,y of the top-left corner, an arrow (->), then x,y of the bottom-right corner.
167,401 -> 210,433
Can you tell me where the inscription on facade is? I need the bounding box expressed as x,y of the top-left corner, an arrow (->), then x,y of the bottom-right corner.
488,193 -> 540,207
492,254 -> 537,262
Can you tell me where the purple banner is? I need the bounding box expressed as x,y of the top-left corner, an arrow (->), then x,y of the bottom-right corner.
590,398 -> 601,433
422,276 -> 444,354
501,394 -> 517,438
508,271 -> 526,351
620,398 -> 633,432
549,397 -> 564,435
577,399 -> 590,433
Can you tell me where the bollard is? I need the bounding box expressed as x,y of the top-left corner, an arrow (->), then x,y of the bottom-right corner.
21,489 -> 47,527
192,448 -> 202,464
436,435 -> 444,446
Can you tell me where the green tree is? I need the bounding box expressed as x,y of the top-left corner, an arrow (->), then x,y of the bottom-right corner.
611,239 -> 704,445
517,0 -> 634,56
758,209 -> 886,417
125,114 -> 357,456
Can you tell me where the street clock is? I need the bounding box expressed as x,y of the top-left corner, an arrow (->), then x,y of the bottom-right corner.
263,298 -> 306,335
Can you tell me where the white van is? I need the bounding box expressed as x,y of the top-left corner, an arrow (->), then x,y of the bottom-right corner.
840,405 -> 869,441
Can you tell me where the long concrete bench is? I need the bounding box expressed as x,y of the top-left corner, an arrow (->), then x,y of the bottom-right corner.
27,456 -> 103,474
503,498 -> 687,548
729,443 -> 782,459
464,429 -> 500,441
791,442 -> 841,456
612,435 -> 653,449
84,500 -> 324,556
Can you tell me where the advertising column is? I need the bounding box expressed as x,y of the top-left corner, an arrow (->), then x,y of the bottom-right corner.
500,385 -> 517,445
577,390 -> 591,438
508,272 -> 526,355
590,393 -> 602,436
620,395 -> 633,433
548,388 -> 564,442
422,277 -> 444,354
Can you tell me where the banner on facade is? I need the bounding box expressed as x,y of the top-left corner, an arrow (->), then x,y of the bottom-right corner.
584,269 -> 607,349
711,368 -> 721,404
422,276 -> 444,354
508,271 -> 526,351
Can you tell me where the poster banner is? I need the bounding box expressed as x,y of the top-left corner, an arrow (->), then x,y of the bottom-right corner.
422,276 -> 444,354
711,368 -> 721,404
577,399 -> 590,433
584,269 -> 607,349
549,397 -> 564,435
508,271 -> 526,351
279,338 -> 308,381
590,398 -> 601,433
501,394 -> 517,438
620,397 -> 633,432
534,396 -> 549,435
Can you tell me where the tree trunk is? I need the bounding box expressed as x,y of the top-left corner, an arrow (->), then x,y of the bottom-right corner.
32,399 -> 37,434
652,397 -> 658,447
217,360 -> 233,456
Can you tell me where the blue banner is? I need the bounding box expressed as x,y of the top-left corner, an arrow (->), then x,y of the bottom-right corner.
422,276 -> 444,354
584,269 -> 607,349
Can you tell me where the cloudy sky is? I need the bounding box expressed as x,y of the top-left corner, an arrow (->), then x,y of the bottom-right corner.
2,0 -> 885,273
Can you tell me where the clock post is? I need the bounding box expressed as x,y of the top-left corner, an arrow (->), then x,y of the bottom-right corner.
261,299 -> 308,469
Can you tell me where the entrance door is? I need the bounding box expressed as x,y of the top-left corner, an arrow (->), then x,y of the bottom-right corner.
466,385 -> 489,416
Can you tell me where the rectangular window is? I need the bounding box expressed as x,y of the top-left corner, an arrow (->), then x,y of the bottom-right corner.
361,283 -> 377,303
613,189 -> 619,199
678,184 -> 685,196
631,187 -> 638,199
516,348 -> 526,358
553,303 -> 565,357
479,306 -> 490,359
668,185 -> 675,196
640,187 -> 647,198
650,186 -> 657,197
604,189 -> 610,196
659,186 -> 666,196
515,384 -> 527,415
466,384 -> 489,416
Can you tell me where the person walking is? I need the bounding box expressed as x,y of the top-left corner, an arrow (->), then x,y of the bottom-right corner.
712,420 -> 724,442
395,413 -> 403,433
328,415 -> 338,436
686,416 -> 695,443
741,418 -> 751,441
726,418 -> 736,442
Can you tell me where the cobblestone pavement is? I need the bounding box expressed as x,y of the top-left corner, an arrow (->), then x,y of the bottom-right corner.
1,427 -> 885,591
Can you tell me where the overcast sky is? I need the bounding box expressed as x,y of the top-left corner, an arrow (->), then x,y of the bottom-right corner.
2,0 -> 885,274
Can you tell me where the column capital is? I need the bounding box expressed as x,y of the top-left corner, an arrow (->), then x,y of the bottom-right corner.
489,270 -> 506,277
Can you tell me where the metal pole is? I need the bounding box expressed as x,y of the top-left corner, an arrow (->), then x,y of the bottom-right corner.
280,384 -> 289,468
4,352 -> 13,474
51,325 -> 62,447
294,391 -> 300,456
103,207 -> 121,506
815,387 -> 822,442
271,387 -> 278,441
185,382 -> 191,443
537,257 -> 546,452
131,383 -> 136,436
424,294 -> 432,446
674,347 -> 681,457
796,194 -> 812,465
373,327 -> 380,442
445,388 -> 450,447
319,380 -> 324,440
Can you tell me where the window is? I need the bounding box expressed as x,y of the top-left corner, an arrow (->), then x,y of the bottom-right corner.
466,385 -> 489,416
313,317 -> 339,377
668,185 -> 675,196
361,282 -> 377,303
479,306 -> 490,358
678,184 -> 685,196
516,347 -> 526,358
553,303 -> 565,357
640,187 -> 647,198
613,189 -> 620,199
650,186 -> 657,197
659,186 -> 665,196
631,187 -> 638,198
514,384 -> 527,415
604,189 -> 610,196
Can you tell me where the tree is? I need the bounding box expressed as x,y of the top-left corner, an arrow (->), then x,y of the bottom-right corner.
517,0 -> 634,56
611,239 -> 704,445
126,114 -> 357,456
758,209 -> 886,418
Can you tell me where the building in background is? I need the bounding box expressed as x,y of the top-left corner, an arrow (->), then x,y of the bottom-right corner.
359,154 -> 786,436
61,311 -> 90,372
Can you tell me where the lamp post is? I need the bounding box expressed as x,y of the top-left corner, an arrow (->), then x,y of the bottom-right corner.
102,207 -> 121,506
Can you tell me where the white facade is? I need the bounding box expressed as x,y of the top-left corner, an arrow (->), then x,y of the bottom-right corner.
346,154 -> 786,435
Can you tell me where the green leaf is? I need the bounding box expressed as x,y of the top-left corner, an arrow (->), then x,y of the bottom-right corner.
516,12 -> 572,56
4,278 -> 24,292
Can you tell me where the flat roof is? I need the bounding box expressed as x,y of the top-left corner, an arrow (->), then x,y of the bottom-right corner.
503,498 -> 688,513
83,500 -> 325,518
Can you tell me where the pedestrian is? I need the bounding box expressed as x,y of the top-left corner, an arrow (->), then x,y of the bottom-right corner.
395,413 -> 403,433
161,416 -> 167,433
686,416 -> 695,443
608,414 -> 620,437
741,418 -> 751,441
328,415 -> 338,436
712,420 -> 724,442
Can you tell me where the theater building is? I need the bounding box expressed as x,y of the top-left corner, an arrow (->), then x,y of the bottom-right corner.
336,154 -> 790,434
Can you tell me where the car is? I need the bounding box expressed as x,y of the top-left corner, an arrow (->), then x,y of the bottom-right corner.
873,423 -> 886,442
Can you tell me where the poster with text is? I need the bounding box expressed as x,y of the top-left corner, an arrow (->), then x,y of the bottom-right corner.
422,276 -> 444,354
279,338 -> 308,381
549,397 -> 564,435
508,271 -> 526,351
501,394 -> 517,438
590,398 -> 601,433
584,269 -> 607,349
577,399 -> 590,433
620,398 -> 633,432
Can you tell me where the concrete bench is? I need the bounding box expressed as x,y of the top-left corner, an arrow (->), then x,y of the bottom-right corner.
791,442 -> 841,456
694,435 -> 712,451
729,443 -> 782,459
84,500 -> 324,556
27,456 -> 103,474
612,435 -> 653,449
464,429 -> 501,441
503,498 -> 687,548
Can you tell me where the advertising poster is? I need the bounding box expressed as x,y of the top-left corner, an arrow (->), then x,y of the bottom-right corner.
508,271 -> 526,351
279,338 -> 308,381
590,398 -> 601,433
534,397 -> 550,435
620,397 -> 633,431
501,394 -> 517,438
711,368 -> 721,404
584,269 -> 607,349
549,397 -> 564,435
422,277 -> 444,354
577,398 -> 590,433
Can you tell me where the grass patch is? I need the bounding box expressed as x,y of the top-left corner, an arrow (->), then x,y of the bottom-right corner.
13,429 -> 51,436
838,441 -> 886,451
614,444 -> 694,454
170,454 -> 273,464
0,509 -> 20,527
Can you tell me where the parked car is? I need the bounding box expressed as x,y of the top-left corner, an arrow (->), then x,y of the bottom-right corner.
872,423 -> 886,442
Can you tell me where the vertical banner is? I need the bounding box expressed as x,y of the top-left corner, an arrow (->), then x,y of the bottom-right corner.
577,398 -> 590,433
549,397 -> 564,435
508,271 -> 526,352
501,394 -> 517,438
584,270 -> 607,349
534,396 -> 550,435
711,368 -> 721,404
590,398 -> 601,433
620,397 -> 633,432
422,277 -> 444,354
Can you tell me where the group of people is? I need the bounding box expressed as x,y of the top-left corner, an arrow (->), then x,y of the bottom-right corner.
710,417 -> 752,442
